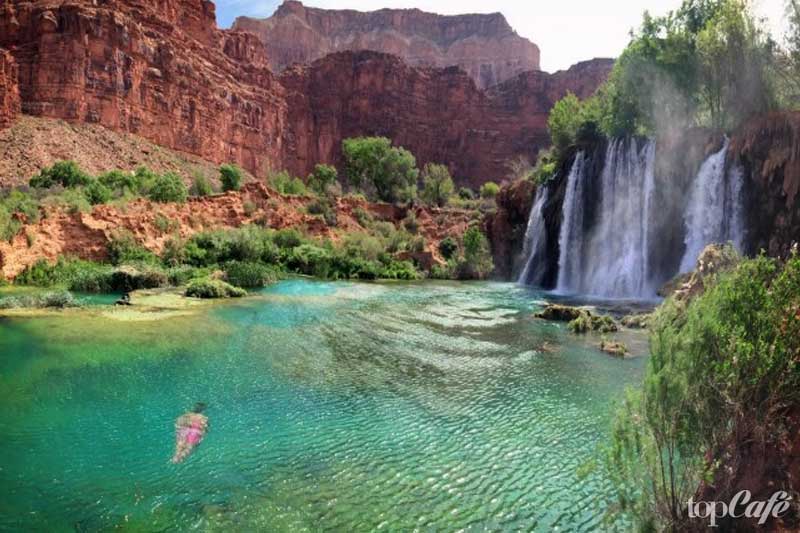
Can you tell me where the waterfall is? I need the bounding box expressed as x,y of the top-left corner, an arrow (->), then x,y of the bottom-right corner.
517,187 -> 549,285
556,152 -> 587,293
518,135 -> 746,299
556,140 -> 656,298
679,139 -> 745,272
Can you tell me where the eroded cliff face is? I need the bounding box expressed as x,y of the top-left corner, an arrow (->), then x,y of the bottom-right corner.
280,51 -> 613,188
0,48 -> 20,129
0,0 -> 612,186
233,0 -> 541,90
0,0 -> 287,177
731,111 -> 800,259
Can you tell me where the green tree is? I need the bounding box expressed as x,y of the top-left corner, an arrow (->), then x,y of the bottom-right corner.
219,164 -> 243,192
342,137 -> 419,203
148,173 -> 188,203
547,92 -> 584,154
420,163 -> 454,207
307,164 -> 338,195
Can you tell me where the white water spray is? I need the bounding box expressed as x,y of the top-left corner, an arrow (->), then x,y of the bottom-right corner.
679,139 -> 745,272
517,186 -> 549,285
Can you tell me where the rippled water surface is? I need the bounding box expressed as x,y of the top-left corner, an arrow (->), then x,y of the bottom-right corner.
0,281 -> 645,531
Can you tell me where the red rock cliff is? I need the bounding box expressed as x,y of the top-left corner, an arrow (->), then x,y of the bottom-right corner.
233,0 -> 541,90
0,48 -> 20,129
0,0 -> 612,186
280,51 -> 613,188
0,0 -> 287,176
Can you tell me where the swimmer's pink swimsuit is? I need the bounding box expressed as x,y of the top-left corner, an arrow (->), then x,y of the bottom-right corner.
186,427 -> 202,445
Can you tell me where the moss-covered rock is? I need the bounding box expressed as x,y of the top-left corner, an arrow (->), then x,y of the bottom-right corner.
566,309 -> 619,334
599,340 -> 628,357
621,313 -> 652,329
185,278 -> 246,299
535,304 -> 585,322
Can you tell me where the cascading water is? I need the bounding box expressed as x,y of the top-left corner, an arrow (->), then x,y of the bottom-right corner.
557,140 -> 657,298
518,136 -> 746,299
556,152 -> 587,293
517,187 -> 549,285
679,138 -> 745,272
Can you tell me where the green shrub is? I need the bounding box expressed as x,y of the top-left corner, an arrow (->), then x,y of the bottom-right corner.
148,173 -> 188,203
191,174 -> 213,197
341,232 -> 384,262
98,169 -> 145,195
402,212 -> 419,234
0,290 -> 79,310
479,182 -> 500,199
15,258 -> 115,292
42,188 -> 91,214
307,197 -> 337,226
83,178 -> 112,205
269,171 -> 307,196
273,228 -> 304,250
606,253 -> 800,529
438,237 -> 458,260
307,164 -> 338,195
457,226 -> 494,279
420,163 -> 455,207
458,187 -> 476,200
223,261 -> 280,288
185,278 -> 246,299
353,207 -> 374,228
109,265 -> 168,292
107,230 -> 157,265
30,160 -> 91,189
220,164 -> 243,192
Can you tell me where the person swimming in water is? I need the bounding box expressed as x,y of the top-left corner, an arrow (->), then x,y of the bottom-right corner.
171,403 -> 208,464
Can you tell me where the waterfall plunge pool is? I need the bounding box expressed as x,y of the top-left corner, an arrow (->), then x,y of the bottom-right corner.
0,280 -> 646,531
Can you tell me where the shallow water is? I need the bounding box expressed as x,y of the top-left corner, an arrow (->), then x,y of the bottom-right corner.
0,280 -> 645,531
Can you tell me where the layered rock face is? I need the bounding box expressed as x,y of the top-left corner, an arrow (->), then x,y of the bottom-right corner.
281,51 -> 613,188
0,0 -> 287,176
0,48 -> 20,129
233,0 -> 541,90
0,0 -> 612,186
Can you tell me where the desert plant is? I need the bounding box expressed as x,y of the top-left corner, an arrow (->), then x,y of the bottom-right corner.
220,164 -> 243,192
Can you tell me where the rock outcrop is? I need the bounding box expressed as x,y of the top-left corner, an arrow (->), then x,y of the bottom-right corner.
0,0 -> 288,177
281,51 -> 613,188
732,111 -> 800,259
233,0 -> 541,90
0,48 -> 20,129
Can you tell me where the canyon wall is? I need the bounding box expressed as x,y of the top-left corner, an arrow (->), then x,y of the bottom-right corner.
0,0 -> 612,186
233,0 -> 540,90
281,51 -> 613,188
0,0 -> 288,177
0,48 -> 20,129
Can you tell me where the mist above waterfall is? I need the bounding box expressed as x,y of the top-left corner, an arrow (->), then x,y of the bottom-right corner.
519,136 -> 746,300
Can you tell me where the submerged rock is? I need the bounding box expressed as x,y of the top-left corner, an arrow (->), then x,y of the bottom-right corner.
599,340 -> 628,358
620,313 -> 651,329
567,311 -> 619,334
534,303 -> 585,322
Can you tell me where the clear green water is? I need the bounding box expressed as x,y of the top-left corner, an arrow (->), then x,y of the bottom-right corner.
0,281 -> 645,531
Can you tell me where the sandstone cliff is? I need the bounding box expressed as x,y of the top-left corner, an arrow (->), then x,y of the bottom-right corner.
0,48 -> 20,129
233,0 -> 540,90
0,0 -> 287,176
0,0 -> 612,187
281,51 -> 614,188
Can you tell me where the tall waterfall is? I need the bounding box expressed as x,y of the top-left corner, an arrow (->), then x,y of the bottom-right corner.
557,140 -> 657,298
517,136 -> 746,299
517,186 -> 549,285
679,138 -> 745,272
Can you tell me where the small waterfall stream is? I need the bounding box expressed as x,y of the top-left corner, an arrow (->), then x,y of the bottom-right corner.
517,186 -> 549,285
679,138 -> 745,272
518,136 -> 746,299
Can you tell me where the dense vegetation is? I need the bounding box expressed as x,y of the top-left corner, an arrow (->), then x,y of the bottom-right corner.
541,0 -> 800,178
605,249 -> 800,530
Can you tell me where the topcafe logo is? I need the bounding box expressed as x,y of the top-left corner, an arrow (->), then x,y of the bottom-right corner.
687,490 -> 792,527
